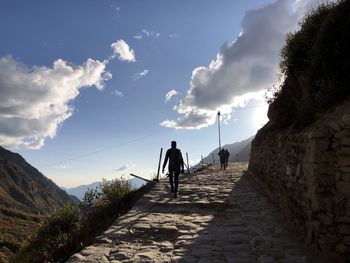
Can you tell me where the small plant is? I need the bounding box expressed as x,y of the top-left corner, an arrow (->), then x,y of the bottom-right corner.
100,178 -> 132,204
79,187 -> 101,217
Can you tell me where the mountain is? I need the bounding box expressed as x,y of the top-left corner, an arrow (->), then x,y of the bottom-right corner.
0,146 -> 77,260
194,136 -> 254,168
64,177 -> 145,200
0,146 -> 77,214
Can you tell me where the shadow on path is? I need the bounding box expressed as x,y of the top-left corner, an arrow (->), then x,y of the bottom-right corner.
68,164 -> 313,263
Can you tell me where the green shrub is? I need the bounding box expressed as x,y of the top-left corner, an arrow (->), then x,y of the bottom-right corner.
15,179 -> 151,263
268,0 -> 350,128
79,187 -> 101,217
14,203 -> 79,263
100,178 -> 132,204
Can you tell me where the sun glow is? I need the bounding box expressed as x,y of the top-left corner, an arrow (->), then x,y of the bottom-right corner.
252,103 -> 269,129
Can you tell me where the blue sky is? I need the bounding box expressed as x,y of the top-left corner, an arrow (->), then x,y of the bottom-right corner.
0,0 -> 321,187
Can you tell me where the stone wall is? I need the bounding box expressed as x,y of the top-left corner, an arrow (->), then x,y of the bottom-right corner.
248,99 -> 350,260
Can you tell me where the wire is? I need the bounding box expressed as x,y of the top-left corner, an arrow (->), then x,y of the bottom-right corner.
41,104 -> 268,169
41,129 -> 169,168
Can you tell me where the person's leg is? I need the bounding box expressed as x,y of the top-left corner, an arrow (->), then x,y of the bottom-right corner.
169,171 -> 174,192
174,171 -> 179,196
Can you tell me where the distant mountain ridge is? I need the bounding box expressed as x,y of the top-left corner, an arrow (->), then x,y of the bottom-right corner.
63,178 -> 145,200
194,136 -> 254,168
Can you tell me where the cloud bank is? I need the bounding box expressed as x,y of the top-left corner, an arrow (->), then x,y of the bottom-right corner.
111,39 -> 136,62
161,0 -> 327,129
0,55 -> 111,149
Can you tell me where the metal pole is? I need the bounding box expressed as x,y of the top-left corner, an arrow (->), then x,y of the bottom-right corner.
156,148 -> 163,181
186,152 -> 190,174
218,111 -> 221,151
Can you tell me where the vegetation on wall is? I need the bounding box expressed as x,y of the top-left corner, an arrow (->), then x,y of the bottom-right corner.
267,0 -> 350,128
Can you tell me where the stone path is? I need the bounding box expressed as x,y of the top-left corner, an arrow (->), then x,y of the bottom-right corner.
68,163 -> 313,263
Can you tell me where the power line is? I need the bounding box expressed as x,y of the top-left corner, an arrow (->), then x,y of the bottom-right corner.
41,130 -> 169,168
41,104 -> 268,169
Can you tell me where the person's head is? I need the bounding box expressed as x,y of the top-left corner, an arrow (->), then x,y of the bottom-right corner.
171,141 -> 177,148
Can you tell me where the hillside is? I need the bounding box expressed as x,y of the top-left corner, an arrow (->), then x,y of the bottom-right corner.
0,146 -> 77,261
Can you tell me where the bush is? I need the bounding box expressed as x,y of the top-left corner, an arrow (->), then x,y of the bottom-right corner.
79,187 -> 100,217
100,178 -> 132,204
15,179 -> 151,263
268,0 -> 350,128
14,203 -> 79,263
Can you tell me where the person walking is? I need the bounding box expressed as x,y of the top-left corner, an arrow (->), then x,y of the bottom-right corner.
225,149 -> 230,168
162,141 -> 184,197
218,148 -> 226,170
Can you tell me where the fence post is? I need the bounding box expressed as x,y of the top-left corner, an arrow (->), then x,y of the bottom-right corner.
186,152 -> 190,174
156,148 -> 163,181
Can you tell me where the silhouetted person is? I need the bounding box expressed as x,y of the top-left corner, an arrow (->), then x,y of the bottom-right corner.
162,141 -> 184,197
225,149 -> 230,168
218,148 -> 226,170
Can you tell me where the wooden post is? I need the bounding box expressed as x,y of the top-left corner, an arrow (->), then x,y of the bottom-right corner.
130,173 -> 152,183
156,148 -> 163,181
186,152 -> 190,174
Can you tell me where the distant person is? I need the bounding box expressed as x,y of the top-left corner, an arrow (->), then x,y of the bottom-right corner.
162,141 -> 184,197
218,148 -> 226,170
225,149 -> 230,168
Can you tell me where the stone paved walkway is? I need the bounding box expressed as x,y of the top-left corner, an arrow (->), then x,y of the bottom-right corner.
68,163 -> 313,263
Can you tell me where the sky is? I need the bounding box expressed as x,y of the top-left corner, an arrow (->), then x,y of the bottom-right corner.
0,0 -> 325,187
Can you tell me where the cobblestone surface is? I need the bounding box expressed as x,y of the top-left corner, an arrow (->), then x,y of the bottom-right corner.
67,163 -> 313,263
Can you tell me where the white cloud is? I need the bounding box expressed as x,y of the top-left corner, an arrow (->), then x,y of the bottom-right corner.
111,39 -> 136,62
115,164 -> 135,172
133,69 -> 149,80
133,34 -> 143,40
53,164 -> 69,169
111,89 -> 123,97
0,55 -> 111,149
133,29 -> 160,40
169,33 -> 178,38
161,0 -> 328,129
165,89 -> 179,103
